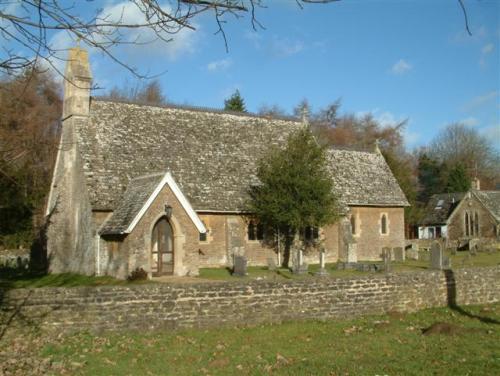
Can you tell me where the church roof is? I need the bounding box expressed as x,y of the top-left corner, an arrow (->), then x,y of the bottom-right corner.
327,149 -> 410,207
78,99 -> 409,214
79,99 -> 303,212
473,190 -> 500,223
99,172 -> 206,235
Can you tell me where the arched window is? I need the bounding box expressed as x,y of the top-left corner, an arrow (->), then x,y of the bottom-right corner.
474,212 -> 479,236
465,212 -> 469,237
381,214 -> 388,235
350,215 -> 356,235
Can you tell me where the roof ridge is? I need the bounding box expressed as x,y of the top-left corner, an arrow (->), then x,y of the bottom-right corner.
92,97 -> 301,123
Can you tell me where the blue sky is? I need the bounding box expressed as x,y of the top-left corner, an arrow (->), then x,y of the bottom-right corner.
5,0 -> 500,150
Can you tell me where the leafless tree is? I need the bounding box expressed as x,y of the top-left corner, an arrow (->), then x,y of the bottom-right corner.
428,123 -> 499,189
0,0 -> 338,79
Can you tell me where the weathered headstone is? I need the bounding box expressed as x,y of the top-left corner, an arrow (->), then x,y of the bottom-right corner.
292,249 -> 308,274
430,242 -> 443,270
267,257 -> 277,271
469,239 -> 478,255
315,250 -> 328,277
382,247 -> 392,272
339,217 -> 357,263
406,243 -> 419,260
232,255 -> 247,276
393,247 -> 404,262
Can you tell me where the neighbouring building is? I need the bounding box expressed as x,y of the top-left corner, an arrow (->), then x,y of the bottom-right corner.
418,179 -> 500,241
45,47 -> 408,279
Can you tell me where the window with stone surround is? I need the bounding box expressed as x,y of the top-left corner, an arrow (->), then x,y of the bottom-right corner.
247,220 -> 264,241
380,213 -> 388,235
350,215 -> 356,235
199,220 -> 209,242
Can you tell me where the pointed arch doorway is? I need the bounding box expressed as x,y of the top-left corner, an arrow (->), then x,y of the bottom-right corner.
151,216 -> 174,276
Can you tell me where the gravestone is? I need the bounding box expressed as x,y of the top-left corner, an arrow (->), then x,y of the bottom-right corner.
292,249 -> 308,275
267,257 -> 277,271
315,250 -> 329,277
340,217 -> 357,263
382,247 -> 392,272
406,243 -> 419,260
232,255 -> 247,276
468,239 -> 478,255
393,247 -> 404,262
449,246 -> 457,256
430,242 -> 443,270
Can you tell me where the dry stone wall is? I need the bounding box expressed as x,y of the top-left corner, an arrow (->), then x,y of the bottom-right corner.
1,267 -> 498,334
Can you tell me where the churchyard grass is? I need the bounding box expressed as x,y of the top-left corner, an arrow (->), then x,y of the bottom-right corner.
0,270 -> 147,289
7,302 -> 493,375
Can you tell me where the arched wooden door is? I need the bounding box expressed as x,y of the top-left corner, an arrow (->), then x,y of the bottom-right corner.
151,217 -> 174,276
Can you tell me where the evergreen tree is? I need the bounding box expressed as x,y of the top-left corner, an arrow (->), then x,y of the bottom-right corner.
247,128 -> 339,266
417,153 -> 445,204
224,90 -> 247,112
445,163 -> 471,193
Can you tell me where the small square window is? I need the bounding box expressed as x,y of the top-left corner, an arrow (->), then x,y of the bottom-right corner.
199,232 -> 207,242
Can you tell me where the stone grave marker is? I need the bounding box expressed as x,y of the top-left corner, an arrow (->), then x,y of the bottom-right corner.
393,247 -> 404,262
469,239 -> 478,255
405,243 -> 419,260
292,249 -> 308,275
232,255 -> 247,276
315,250 -> 329,277
430,242 -> 443,270
267,257 -> 277,271
382,247 -> 392,272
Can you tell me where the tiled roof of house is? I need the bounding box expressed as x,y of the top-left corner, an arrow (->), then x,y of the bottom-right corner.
420,192 -> 465,225
327,149 -> 410,207
99,173 -> 163,235
474,190 -> 500,223
79,99 -> 303,212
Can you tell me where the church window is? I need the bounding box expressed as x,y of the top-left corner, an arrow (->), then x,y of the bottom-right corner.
474,212 -> 479,236
381,214 -> 388,235
248,221 -> 264,241
465,212 -> 469,237
350,215 -> 356,235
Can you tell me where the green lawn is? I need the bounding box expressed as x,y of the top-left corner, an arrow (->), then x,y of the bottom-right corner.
25,303 -> 499,375
0,269 -> 146,289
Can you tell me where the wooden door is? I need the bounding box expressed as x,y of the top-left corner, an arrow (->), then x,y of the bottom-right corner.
151,217 -> 174,276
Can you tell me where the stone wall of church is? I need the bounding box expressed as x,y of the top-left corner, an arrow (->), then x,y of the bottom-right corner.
447,194 -> 497,241
101,184 -> 201,279
46,116 -> 95,276
349,206 -> 405,260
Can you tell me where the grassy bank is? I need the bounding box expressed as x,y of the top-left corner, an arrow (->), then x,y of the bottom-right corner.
5,303 -> 494,375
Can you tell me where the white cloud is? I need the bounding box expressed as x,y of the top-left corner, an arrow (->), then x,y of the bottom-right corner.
271,37 -> 304,57
461,117 -> 479,127
482,43 -> 494,54
462,91 -> 498,111
391,59 -> 412,75
403,128 -> 421,148
207,58 -> 232,72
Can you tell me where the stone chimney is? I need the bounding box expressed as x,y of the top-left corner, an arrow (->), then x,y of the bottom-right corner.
472,177 -> 480,191
63,47 -> 92,118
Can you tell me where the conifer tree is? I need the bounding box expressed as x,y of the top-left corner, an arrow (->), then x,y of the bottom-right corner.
224,90 -> 247,112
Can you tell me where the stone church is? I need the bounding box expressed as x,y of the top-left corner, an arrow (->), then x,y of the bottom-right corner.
46,47 -> 409,279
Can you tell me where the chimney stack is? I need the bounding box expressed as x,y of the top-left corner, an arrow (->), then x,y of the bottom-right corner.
63,47 -> 92,118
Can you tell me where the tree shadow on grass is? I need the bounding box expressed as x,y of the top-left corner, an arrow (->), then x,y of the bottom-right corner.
444,269 -> 499,325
